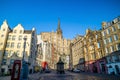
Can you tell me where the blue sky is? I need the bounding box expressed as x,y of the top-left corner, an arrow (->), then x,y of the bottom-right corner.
0,0 -> 120,39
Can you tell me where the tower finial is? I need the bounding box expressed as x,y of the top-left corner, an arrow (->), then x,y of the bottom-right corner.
56,18 -> 63,38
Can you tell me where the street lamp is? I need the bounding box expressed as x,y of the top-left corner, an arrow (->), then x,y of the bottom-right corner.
20,37 -> 28,80
22,37 -> 27,61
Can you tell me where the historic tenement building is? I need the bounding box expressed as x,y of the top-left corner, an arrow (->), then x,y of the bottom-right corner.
83,29 -> 107,73
0,20 -> 37,74
37,35 -> 53,69
101,16 -> 120,75
70,29 -> 107,73
39,19 -> 71,69
70,16 -> 120,75
71,35 -> 84,70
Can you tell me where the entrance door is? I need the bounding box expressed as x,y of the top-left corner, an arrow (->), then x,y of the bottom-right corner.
101,64 -> 105,72
115,65 -> 120,74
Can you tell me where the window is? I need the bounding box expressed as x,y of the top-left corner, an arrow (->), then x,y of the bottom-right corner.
107,29 -> 110,34
107,57 -> 112,63
10,59 -> 14,64
14,30 -> 17,33
12,35 -> 16,40
1,34 -> 4,37
114,34 -> 118,41
2,59 -> 7,65
110,46 -> 114,52
116,44 -> 120,50
113,55 -> 119,62
11,42 -> 14,48
109,36 -> 112,43
112,26 -> 116,31
8,50 -> 13,56
98,52 -> 102,58
8,35 -> 11,40
89,39 -> 91,42
24,35 -> 27,39
107,22 -> 111,27
17,43 -> 21,48
116,44 -> 118,50
4,51 -> 8,56
105,48 -> 108,54
18,35 -> 22,40
20,30 -> 22,33
104,39 -> 107,44
16,51 -> 20,56
97,42 -> 100,48
91,53 -> 95,59
96,35 -> 98,39
0,43 -> 3,46
102,31 -> 105,36
3,28 -> 5,31
118,23 -> 120,29
6,42 -> 10,48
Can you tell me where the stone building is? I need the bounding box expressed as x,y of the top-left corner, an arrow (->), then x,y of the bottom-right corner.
39,19 -> 71,69
101,16 -> 120,75
0,20 -> 37,74
83,29 -> 107,73
37,35 -> 52,69
71,35 -> 84,70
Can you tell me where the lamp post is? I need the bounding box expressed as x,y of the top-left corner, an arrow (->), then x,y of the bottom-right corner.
20,37 -> 29,80
22,37 -> 27,61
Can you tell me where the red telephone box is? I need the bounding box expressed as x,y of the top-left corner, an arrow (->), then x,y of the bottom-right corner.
11,60 -> 21,80
42,61 -> 48,70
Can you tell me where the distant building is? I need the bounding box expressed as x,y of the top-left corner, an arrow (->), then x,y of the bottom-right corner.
39,19 -> 71,69
37,35 -> 52,69
71,35 -> 84,70
0,20 -> 37,74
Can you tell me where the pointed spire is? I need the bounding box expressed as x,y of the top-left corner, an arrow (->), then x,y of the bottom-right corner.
56,18 -> 63,38
58,17 -> 60,30
57,18 -> 62,32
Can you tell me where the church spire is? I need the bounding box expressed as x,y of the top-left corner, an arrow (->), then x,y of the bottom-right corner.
58,18 -> 60,30
57,18 -> 62,33
57,18 -> 62,38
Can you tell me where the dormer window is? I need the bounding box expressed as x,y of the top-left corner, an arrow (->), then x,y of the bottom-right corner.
20,30 -> 22,33
14,30 -> 17,33
3,28 -> 5,31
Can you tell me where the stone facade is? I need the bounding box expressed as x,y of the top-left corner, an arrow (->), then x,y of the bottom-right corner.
101,16 -> 120,75
70,16 -> 120,75
71,35 -> 84,70
39,19 -> 71,69
0,20 -> 37,74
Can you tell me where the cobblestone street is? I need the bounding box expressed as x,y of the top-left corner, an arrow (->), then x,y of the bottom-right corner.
28,70 -> 120,80
0,70 -> 120,80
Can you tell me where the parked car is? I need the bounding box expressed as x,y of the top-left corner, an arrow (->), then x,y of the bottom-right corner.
45,69 -> 51,73
73,69 -> 81,73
